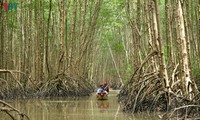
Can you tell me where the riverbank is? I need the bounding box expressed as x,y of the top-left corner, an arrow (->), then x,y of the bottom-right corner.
0,73 -> 94,99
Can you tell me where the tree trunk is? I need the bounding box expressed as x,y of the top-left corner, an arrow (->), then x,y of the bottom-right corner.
176,0 -> 195,99
68,0 -> 77,74
153,0 -> 171,106
58,0 -> 66,74
45,0 -> 52,78
165,0 -> 174,66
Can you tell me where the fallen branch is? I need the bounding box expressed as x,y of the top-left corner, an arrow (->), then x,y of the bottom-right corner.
0,100 -> 30,120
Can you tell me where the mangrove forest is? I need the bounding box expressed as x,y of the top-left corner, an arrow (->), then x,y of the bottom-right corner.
0,0 -> 200,119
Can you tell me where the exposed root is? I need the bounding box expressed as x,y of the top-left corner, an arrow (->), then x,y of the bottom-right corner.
0,71 -> 94,99
39,73 -> 94,97
118,51 -> 200,119
0,71 -> 94,119
0,69 -> 24,91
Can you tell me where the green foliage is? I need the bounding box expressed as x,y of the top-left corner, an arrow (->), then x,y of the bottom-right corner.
164,46 -> 169,63
112,42 -> 124,53
124,63 -> 132,83
191,57 -> 200,80
94,0 -> 131,83
192,67 -> 200,79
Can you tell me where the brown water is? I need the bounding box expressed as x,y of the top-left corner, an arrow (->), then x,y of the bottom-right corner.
0,90 -> 159,120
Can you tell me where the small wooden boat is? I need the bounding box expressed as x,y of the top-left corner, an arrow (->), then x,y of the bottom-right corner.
97,93 -> 108,100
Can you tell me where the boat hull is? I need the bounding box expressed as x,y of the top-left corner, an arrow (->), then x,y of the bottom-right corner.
97,93 -> 108,100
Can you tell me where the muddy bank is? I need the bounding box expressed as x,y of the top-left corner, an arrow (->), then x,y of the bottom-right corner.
0,73 -> 94,99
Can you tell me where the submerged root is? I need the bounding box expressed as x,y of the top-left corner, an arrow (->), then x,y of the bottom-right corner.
162,93 -> 200,119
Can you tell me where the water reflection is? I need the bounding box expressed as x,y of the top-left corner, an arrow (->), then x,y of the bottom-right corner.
96,101 -> 109,112
0,90 -> 160,120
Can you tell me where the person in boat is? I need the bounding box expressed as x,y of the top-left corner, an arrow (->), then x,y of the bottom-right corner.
96,84 -> 108,95
103,82 -> 109,93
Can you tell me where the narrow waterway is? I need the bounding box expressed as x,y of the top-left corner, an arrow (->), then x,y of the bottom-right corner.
1,90 -> 159,120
